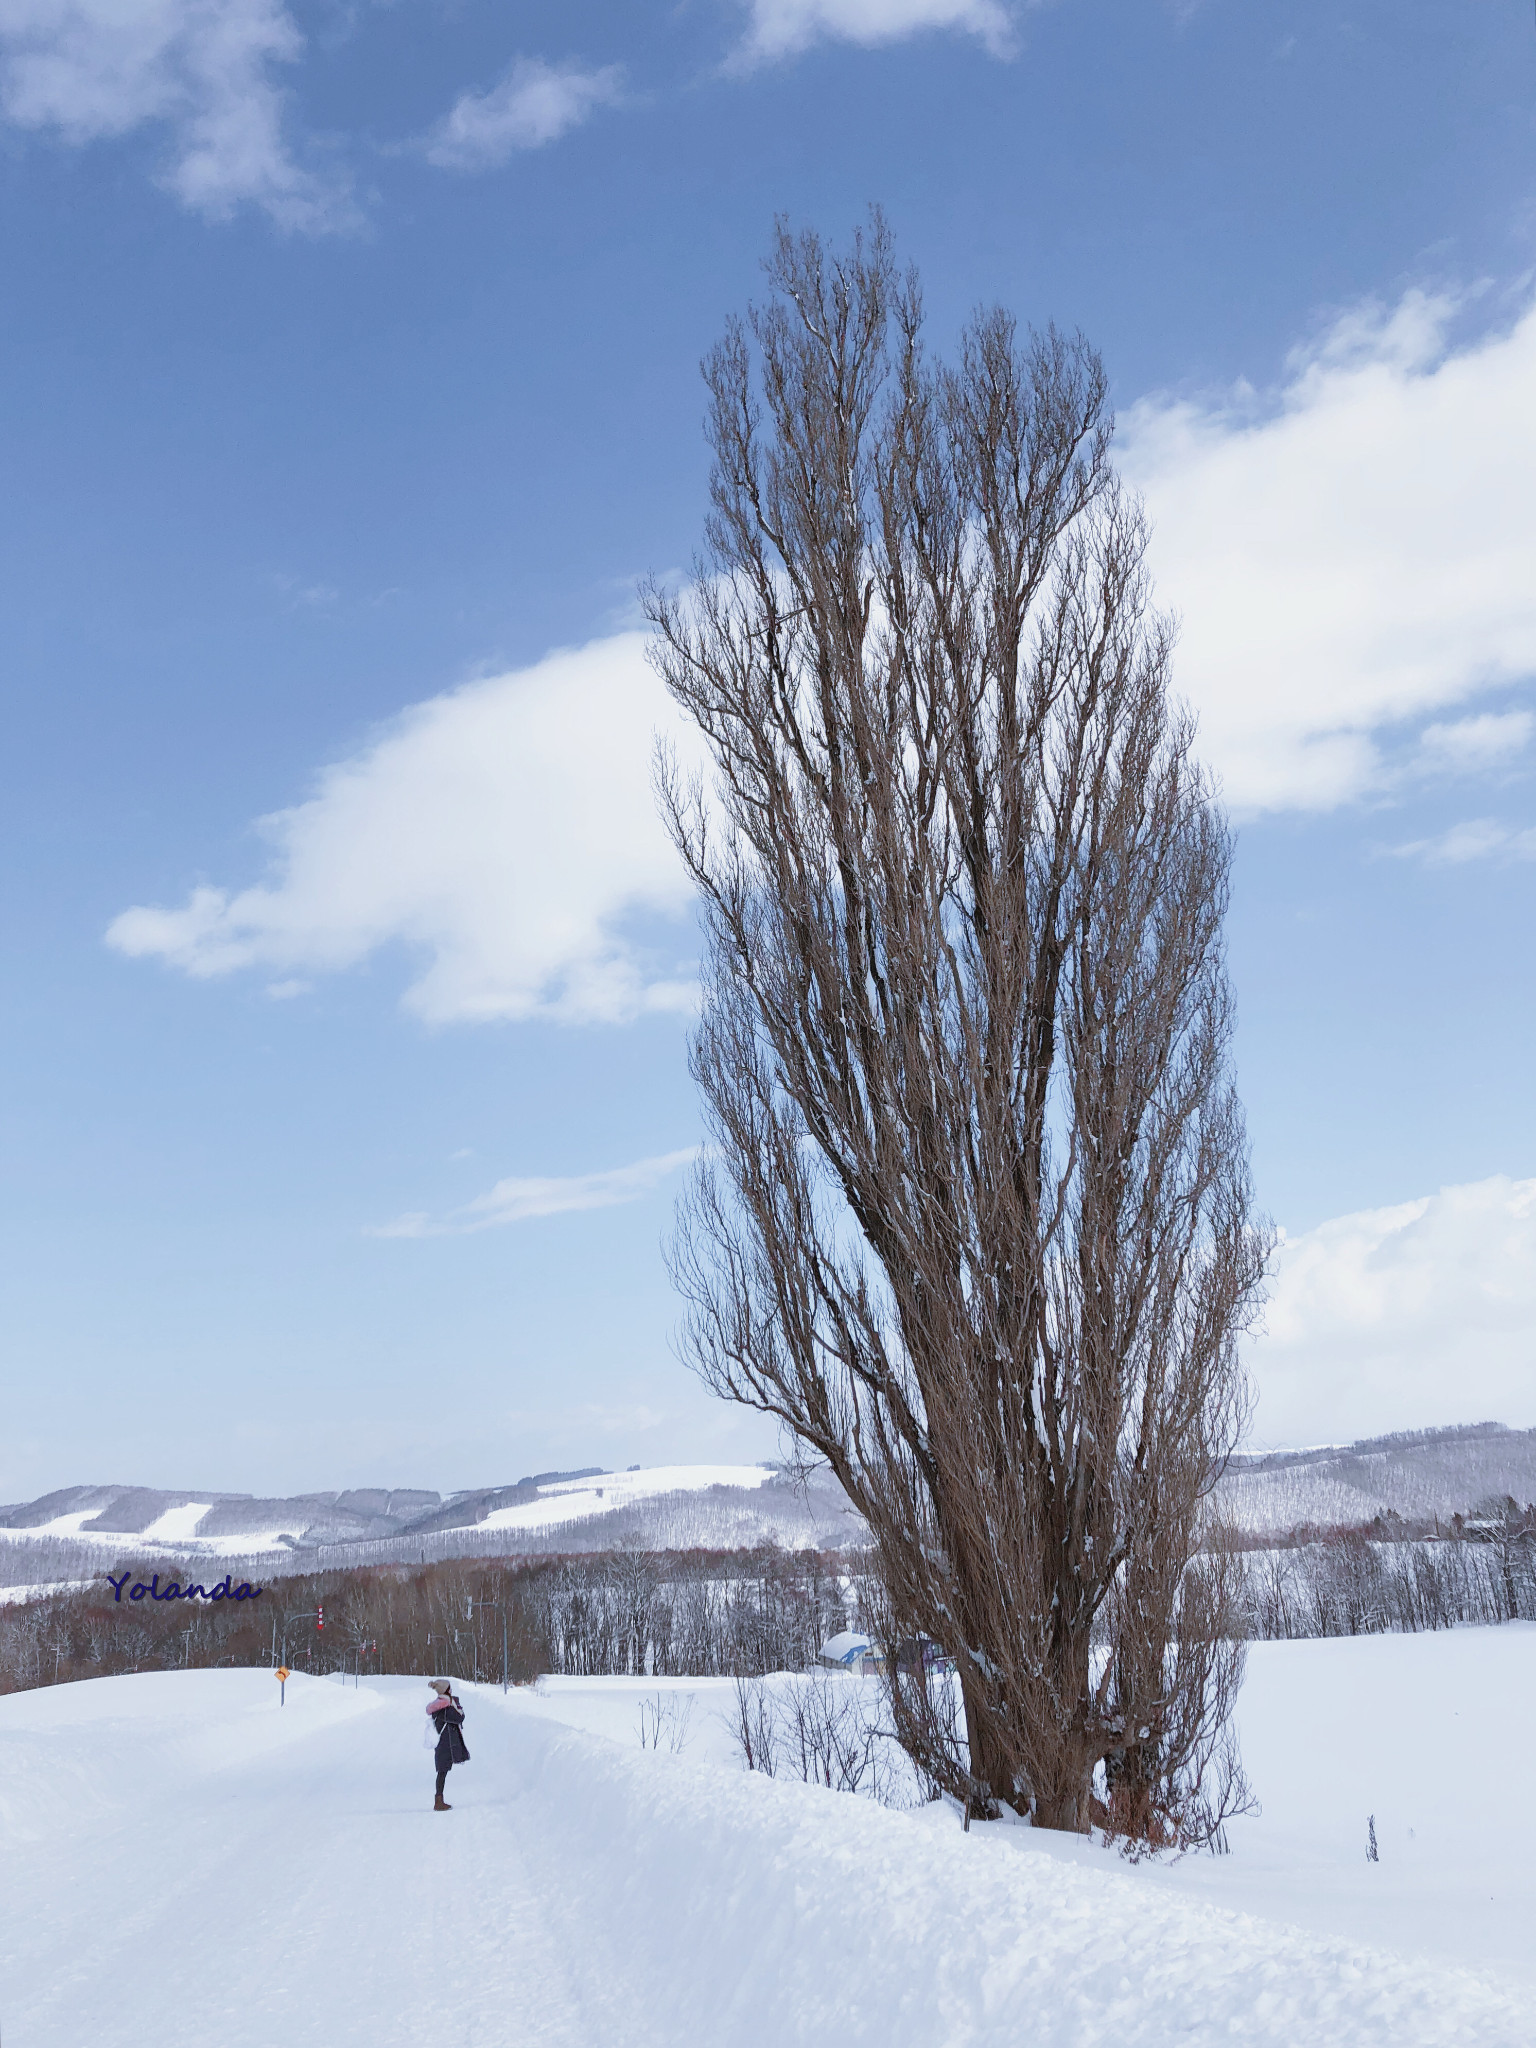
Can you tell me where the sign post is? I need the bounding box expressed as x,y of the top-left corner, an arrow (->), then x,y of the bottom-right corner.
275,1665 -> 291,1705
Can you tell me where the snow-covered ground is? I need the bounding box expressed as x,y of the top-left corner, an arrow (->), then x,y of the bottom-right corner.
475,1462 -> 776,1533
139,1500 -> 217,1542
0,1580 -> 91,1606
1,1628 -> 1531,2045
0,1509 -> 299,1558
1,1510 -> 104,1540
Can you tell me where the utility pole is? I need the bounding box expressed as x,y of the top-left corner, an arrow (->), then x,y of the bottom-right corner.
279,1609 -> 319,1669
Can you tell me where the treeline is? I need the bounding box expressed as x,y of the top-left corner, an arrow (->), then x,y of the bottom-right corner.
0,1544 -> 863,1696
4,1510 -> 1533,1697
540,1543 -> 853,1676
1234,1508 -> 1536,1641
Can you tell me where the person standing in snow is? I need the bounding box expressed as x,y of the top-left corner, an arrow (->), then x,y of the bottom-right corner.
426,1678 -> 469,1811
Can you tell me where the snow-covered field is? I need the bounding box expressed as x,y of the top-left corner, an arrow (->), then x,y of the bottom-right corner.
0,1507 -> 302,1560
2,1627 -> 1531,2045
475,1462 -> 776,1533
0,1580 -> 91,1607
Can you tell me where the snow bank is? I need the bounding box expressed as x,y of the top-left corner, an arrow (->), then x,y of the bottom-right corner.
1161,1623 -> 1536,1986
488,1691 -> 1528,2045
519,1627 -> 1536,1995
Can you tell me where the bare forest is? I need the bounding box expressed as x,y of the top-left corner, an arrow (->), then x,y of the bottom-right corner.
5,1500 -> 1531,1709
0,1546 -> 857,1696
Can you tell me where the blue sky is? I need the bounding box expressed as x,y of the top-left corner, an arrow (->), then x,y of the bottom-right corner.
2,0 -> 1534,1500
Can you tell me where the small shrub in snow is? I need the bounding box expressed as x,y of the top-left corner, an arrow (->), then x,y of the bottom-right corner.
729,1674 -> 908,1804
731,1676 -> 779,1777
636,1690 -> 695,1753
782,1674 -> 890,1797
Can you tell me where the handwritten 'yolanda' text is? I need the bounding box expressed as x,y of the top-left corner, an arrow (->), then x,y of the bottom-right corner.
104,1572 -> 265,1604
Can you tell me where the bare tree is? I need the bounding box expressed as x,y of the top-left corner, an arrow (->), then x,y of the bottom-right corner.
647,213 -> 1271,1839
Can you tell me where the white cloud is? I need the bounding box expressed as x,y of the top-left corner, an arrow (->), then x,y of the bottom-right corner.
425,56 -> 622,171
1248,1176 -> 1536,1446
1389,818 -> 1536,866
1415,710 -> 1533,776
0,0 -> 349,229
371,1147 -> 698,1237
733,0 -> 1012,64
107,633 -> 699,1025
1122,288 -> 1536,813
108,286 -> 1536,1028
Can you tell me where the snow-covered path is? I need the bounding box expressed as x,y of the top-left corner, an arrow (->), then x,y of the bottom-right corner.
2,1656 -> 1533,2047
0,1672 -> 606,2048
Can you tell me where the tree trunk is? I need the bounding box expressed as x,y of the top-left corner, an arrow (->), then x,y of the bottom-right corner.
1031,1765 -> 1094,1835
957,1664 -> 1021,1818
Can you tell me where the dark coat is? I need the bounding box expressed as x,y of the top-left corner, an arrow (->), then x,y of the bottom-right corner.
429,1695 -> 470,1766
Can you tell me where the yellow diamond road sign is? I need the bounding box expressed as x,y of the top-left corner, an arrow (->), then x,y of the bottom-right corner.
275,1666 -> 291,1681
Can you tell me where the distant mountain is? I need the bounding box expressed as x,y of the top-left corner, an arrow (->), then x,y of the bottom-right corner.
4,1425 -> 1531,1587
0,1467 -> 641,1552
1213,1423 -> 1536,1533
0,1462 -> 864,1575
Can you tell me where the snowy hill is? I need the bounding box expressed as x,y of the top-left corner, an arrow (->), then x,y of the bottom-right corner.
2,1629 -> 1533,2045
0,1469 -> 615,1553
0,1462 -> 858,1579
1212,1422 -> 1536,1533
4,1425 -> 1532,1590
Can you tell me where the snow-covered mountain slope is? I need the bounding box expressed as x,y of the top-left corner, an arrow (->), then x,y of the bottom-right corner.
1212,1423 -> 1536,1533
3,1425 -> 1531,1587
475,1461 -> 774,1531
2,1629 -> 1532,2045
0,1464 -> 815,1573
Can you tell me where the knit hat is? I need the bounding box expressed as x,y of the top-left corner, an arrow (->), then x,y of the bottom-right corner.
429,1679 -> 452,1693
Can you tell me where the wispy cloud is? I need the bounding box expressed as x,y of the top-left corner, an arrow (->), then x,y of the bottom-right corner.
370,1147 -> 698,1238
0,0 -> 353,230
425,56 -> 622,171
1414,710 -> 1533,777
1389,818 -> 1536,866
732,0 -> 1011,64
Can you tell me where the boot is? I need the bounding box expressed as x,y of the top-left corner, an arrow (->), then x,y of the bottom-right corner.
434,1792 -> 451,1811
